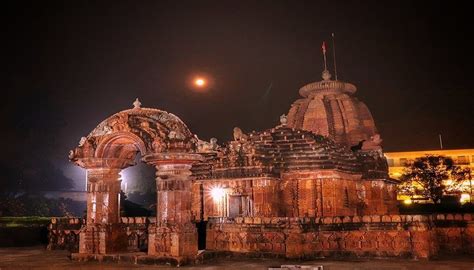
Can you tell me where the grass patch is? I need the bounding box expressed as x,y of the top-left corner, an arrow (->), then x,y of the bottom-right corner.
0,216 -> 52,227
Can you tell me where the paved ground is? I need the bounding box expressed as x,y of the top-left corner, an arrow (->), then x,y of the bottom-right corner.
0,247 -> 473,270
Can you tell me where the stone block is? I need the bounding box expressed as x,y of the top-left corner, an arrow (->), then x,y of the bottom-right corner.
391,215 -> 401,222
244,217 -> 253,224
371,215 -> 381,222
333,217 -> 342,224
412,215 -> 425,222
322,217 -> 333,224
342,216 -> 352,223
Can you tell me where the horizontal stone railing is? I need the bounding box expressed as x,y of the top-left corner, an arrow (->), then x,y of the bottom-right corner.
120,217 -> 155,224
206,214 -> 474,259
209,213 -> 474,225
48,217 -> 152,252
48,214 -> 474,259
48,218 -> 84,252
50,217 -> 85,225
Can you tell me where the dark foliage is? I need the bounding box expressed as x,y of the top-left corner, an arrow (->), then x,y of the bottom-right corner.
0,193 -> 85,217
398,155 -> 471,204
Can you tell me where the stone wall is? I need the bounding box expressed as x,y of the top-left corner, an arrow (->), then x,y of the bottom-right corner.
47,218 -> 83,252
48,217 -> 150,252
206,214 -> 474,259
49,214 -> 474,259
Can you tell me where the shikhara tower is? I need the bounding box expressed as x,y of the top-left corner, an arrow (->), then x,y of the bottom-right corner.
287,69 -> 378,148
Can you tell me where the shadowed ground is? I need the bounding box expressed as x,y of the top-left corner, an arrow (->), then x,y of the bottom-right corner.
0,246 -> 473,270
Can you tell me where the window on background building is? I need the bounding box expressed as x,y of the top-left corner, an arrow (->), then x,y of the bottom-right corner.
387,159 -> 394,166
457,156 -> 469,165
399,158 -> 408,166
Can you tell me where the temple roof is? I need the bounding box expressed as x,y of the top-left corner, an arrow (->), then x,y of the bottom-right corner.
298,79 -> 357,97
193,124 -> 363,179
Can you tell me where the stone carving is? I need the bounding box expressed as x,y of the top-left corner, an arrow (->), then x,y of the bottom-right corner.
361,134 -> 383,151
196,137 -> 219,153
233,127 -> 248,141
280,114 -> 287,126
168,130 -> 177,139
69,107 -> 196,162
78,137 -> 87,147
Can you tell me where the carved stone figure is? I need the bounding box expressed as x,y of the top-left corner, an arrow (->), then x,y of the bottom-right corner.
78,137 -> 87,147
280,114 -> 287,126
196,137 -> 220,153
233,127 -> 248,141
361,133 -> 383,151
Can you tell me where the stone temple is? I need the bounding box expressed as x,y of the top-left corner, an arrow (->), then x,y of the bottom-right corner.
50,68 -> 474,265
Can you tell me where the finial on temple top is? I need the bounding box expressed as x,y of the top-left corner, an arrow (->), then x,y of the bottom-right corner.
133,98 -> 142,109
321,41 -> 332,81
322,69 -> 332,81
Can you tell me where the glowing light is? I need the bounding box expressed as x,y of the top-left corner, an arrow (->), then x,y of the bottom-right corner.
403,199 -> 412,205
460,193 -> 471,204
211,187 -> 225,201
194,78 -> 206,87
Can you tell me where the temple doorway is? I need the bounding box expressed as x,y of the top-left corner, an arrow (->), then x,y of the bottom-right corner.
120,158 -> 157,217
196,221 -> 207,250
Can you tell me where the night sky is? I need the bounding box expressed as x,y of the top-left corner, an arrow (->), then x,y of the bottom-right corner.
3,1 -> 473,190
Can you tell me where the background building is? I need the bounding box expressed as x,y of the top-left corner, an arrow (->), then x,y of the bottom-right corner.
385,149 -> 474,203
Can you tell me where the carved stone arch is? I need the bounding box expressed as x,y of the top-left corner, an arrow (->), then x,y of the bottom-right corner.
69,104 -> 202,262
94,131 -> 148,159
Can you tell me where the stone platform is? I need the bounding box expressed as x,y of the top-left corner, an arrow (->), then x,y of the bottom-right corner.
71,252 -> 193,266
3,247 -> 474,270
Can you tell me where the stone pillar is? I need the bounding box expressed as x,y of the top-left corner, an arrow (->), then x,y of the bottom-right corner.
143,153 -> 202,265
407,216 -> 439,259
85,168 -> 121,224
75,158 -> 134,255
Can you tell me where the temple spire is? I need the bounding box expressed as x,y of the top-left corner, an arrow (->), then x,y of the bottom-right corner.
321,41 -> 332,81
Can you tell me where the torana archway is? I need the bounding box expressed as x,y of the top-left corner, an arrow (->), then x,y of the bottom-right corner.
69,99 -> 202,263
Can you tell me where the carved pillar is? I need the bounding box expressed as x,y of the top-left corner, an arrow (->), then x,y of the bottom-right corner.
86,168 -> 121,224
143,153 -> 202,265
75,158 -> 134,255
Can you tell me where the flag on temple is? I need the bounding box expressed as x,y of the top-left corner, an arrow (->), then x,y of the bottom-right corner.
322,41 -> 327,54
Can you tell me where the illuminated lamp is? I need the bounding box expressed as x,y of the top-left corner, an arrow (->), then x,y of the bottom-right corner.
211,187 -> 225,201
460,193 -> 471,204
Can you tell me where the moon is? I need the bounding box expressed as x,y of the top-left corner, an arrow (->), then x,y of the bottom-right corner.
194,78 -> 206,87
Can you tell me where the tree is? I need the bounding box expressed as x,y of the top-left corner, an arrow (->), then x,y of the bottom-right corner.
398,155 -> 471,204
